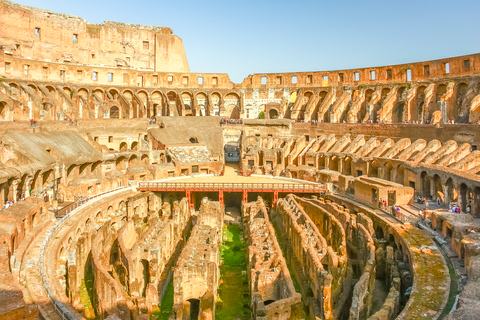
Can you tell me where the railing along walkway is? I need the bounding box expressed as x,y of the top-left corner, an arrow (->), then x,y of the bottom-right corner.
40,186 -> 130,320
138,181 -> 324,193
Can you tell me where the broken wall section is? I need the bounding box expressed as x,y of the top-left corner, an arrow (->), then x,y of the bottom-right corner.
173,198 -> 224,319
243,197 -> 304,320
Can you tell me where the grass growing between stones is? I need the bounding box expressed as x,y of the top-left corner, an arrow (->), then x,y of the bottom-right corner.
80,262 -> 96,319
216,223 -> 250,320
152,278 -> 174,320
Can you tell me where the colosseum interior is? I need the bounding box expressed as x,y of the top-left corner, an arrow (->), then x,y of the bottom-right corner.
1,1 -> 480,320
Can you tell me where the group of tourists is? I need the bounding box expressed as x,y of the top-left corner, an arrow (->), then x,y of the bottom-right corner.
379,199 -> 402,220
220,118 -> 243,124
148,116 -> 156,125
2,200 -> 14,210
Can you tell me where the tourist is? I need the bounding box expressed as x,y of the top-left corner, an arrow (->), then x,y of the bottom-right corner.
437,197 -> 440,206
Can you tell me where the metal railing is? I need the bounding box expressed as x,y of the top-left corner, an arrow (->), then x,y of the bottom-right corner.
39,186 -> 129,320
138,181 -> 324,192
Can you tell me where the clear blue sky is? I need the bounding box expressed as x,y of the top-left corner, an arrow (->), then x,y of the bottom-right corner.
14,0 -> 480,83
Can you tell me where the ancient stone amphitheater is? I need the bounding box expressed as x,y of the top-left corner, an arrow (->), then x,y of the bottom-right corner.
1,1 -> 480,320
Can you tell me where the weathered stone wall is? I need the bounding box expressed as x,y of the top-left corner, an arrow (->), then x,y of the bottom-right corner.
173,198 -> 223,320
243,198 -> 304,320
0,0 -> 189,73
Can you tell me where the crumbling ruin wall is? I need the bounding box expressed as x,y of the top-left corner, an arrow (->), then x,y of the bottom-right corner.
91,195 -> 191,318
273,196 -> 333,319
295,196 -> 377,319
243,198 -> 304,320
173,198 -> 223,320
0,199 -> 48,320
327,194 -> 449,320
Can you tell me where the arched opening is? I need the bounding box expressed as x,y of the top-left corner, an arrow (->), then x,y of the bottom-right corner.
455,83 -> 469,122
116,157 -> 126,170
0,101 -> 6,120
131,141 -> 138,151
119,142 -> 128,152
330,156 -> 339,172
188,299 -> 200,319
385,162 -> 393,181
269,108 -> 279,119
128,155 -> 137,166
141,154 -> 149,165
375,226 -> 385,240
110,106 -> 119,119
392,102 -> 405,123
359,89 -> 374,122
445,178 -> 455,204
413,86 -> 427,121
344,157 -> 352,176
369,161 -> 379,178
421,171 -> 431,198
433,175 -> 443,202
396,165 -> 404,185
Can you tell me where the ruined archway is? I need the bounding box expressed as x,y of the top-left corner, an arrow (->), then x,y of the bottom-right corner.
110,106 -> 120,119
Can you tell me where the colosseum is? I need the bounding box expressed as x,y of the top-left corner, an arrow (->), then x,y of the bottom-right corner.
1,1 -> 480,320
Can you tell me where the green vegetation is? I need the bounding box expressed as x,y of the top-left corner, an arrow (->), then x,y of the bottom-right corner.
258,111 -> 265,119
216,224 -> 250,320
80,260 -> 97,319
152,278 -> 174,320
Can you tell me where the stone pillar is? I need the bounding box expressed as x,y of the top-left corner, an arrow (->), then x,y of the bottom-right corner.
25,177 -> 33,198
338,158 -> 344,174
12,179 -> 19,202
430,177 -> 436,199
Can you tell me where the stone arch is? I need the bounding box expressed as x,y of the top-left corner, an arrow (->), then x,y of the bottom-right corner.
344,157 -> 352,176
445,178 -> 455,204
195,92 -> 208,116
141,154 -> 149,165
330,156 -> 339,172
454,82 -> 469,122
110,106 -> 120,119
396,165 -> 404,185
269,108 -> 279,119
128,155 -> 137,166
392,102 -> 406,123
119,142 -> 128,152
109,88 -> 120,100
210,92 -> 222,116
79,163 -> 90,177
413,85 -> 427,121
385,162 -> 393,181
359,89 -> 374,122
369,160 -> 379,178
433,174 -> 443,200
421,171 -> 431,198
92,88 -> 105,102
91,161 -> 102,175
0,101 -> 7,120
131,141 -> 138,151
116,157 -> 126,170
137,90 -> 149,118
